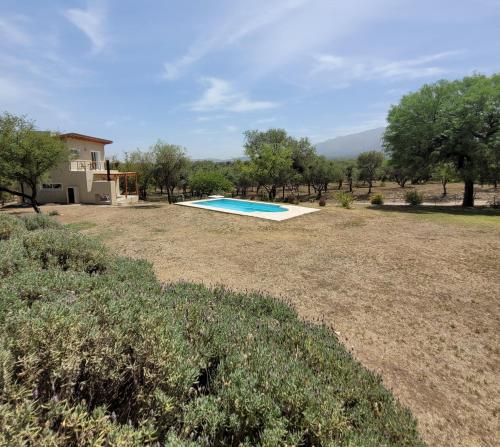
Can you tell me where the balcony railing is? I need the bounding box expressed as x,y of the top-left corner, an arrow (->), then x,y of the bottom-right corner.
70,160 -> 107,171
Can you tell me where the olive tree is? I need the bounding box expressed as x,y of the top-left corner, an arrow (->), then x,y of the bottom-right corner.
0,113 -> 69,213
357,151 -> 384,194
153,141 -> 190,204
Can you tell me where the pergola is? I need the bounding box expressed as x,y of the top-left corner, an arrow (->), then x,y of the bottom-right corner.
113,172 -> 138,198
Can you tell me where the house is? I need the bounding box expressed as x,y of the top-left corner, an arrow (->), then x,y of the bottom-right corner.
37,133 -> 138,205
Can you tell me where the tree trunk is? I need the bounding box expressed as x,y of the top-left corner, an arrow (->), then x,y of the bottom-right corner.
348,180 -> 353,193
282,185 -> 285,199
462,179 -> 474,207
368,180 -> 373,194
442,180 -> 447,196
308,183 -> 311,196
338,180 -> 342,190
166,186 -> 172,204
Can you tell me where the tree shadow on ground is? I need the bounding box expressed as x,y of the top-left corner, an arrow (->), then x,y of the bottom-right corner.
370,205 -> 500,217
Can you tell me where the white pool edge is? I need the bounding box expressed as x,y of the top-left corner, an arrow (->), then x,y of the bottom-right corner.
176,198 -> 319,221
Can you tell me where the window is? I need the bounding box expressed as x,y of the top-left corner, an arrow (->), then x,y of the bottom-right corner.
41,183 -> 63,191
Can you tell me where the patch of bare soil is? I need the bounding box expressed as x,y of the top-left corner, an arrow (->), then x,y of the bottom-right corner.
7,200 -> 500,446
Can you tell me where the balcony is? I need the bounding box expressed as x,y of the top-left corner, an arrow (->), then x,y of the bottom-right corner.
70,160 -> 114,171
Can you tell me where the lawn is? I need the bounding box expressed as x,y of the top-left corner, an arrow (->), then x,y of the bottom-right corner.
7,200 -> 500,447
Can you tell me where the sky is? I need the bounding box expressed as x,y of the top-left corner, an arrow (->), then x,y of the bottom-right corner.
1,0 -> 499,159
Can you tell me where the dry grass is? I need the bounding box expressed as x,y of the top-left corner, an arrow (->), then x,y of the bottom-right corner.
5,198 -> 500,447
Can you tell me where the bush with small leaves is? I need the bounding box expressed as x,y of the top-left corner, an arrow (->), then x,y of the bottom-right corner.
48,210 -> 60,216
405,190 -> 424,206
371,194 -> 385,205
22,213 -> 63,231
336,191 -> 355,209
319,197 -> 326,206
0,225 -> 425,446
21,229 -> 111,274
0,213 -> 26,240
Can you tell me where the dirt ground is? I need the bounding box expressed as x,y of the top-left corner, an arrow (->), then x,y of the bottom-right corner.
5,197 -> 500,447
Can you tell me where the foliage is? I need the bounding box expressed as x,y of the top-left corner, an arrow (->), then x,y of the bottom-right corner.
153,142 -> 190,203
0,113 -> 70,213
336,191 -> 356,209
189,171 -> 233,197
122,149 -> 156,199
357,151 -> 384,194
244,129 -> 296,200
0,213 -> 26,240
48,210 -> 60,216
384,74 -> 500,206
370,194 -> 385,205
0,214 -> 424,446
309,155 -> 333,198
343,161 -> 359,192
22,213 -> 63,231
318,197 -> 326,206
405,190 -> 424,206
432,162 -> 457,196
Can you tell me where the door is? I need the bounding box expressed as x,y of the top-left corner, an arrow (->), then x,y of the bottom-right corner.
67,187 -> 76,204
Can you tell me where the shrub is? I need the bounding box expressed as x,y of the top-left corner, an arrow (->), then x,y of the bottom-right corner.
48,210 -> 60,216
21,229 -> 111,274
371,193 -> 385,205
319,197 -> 326,206
0,226 -> 424,446
336,191 -> 355,209
405,190 -> 424,206
0,213 -> 26,240
22,213 -> 62,231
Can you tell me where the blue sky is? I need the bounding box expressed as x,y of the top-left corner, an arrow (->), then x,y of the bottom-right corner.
1,0 -> 499,159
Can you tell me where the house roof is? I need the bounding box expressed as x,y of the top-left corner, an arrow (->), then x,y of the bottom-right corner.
60,133 -> 113,145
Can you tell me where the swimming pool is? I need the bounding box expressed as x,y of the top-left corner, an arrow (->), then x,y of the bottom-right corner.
192,198 -> 287,213
177,198 -> 319,221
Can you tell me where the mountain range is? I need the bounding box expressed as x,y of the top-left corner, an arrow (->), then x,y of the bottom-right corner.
315,127 -> 386,159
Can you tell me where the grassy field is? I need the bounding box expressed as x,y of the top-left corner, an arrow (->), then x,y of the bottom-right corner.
5,197 -> 500,447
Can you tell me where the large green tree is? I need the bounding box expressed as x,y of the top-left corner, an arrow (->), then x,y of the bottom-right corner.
153,141 -> 190,204
244,129 -> 295,200
0,113 -> 69,213
384,74 -> 500,206
357,151 -> 384,194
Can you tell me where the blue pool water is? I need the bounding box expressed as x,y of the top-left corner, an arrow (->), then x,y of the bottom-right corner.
193,198 -> 287,213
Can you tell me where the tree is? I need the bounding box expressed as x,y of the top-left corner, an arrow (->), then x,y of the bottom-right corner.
0,113 -> 69,213
385,74 -> 500,206
357,151 -> 384,194
189,171 -> 233,197
232,160 -> 254,197
432,162 -> 457,196
329,161 -> 344,190
343,161 -> 358,193
152,141 -> 190,204
244,129 -> 294,200
122,150 -> 155,199
309,155 -> 332,198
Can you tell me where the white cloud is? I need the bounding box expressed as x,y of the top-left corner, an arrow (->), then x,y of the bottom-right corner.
161,0 -> 311,80
63,1 -> 108,52
0,17 -> 31,46
311,50 -> 461,81
190,77 -> 279,113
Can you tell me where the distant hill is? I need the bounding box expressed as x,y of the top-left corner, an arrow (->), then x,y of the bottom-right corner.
315,127 -> 386,159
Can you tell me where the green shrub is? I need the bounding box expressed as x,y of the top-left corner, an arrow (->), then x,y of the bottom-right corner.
405,190 -> 424,206
336,191 -> 355,209
0,237 -> 28,278
0,226 -> 424,446
21,229 -> 111,274
371,193 -> 385,205
48,210 -> 60,216
0,213 -> 26,240
22,213 -> 62,231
